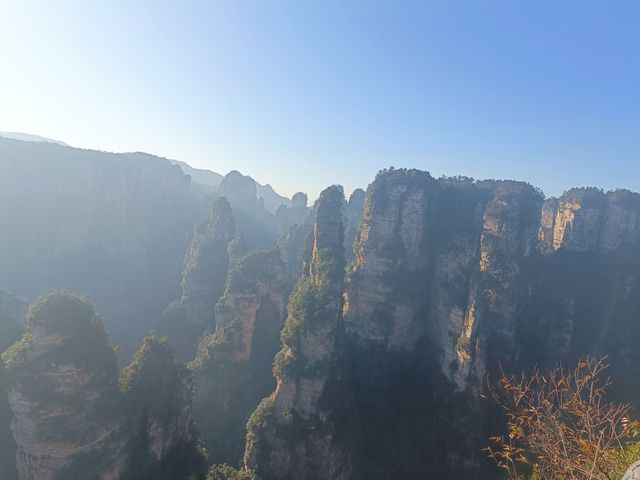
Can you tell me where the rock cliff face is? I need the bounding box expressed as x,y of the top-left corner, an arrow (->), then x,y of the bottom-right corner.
241,169 -> 640,480
119,336 -> 206,480
2,292 -> 127,480
2,292 -> 205,480
277,222 -> 313,288
190,250 -> 286,465
161,197 -> 239,361
539,188 -> 640,254
520,188 -> 640,403
179,197 -> 237,325
344,189 -> 365,266
244,185 -> 351,480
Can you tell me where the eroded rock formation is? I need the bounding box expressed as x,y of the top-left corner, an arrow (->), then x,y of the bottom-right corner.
241,169 -> 640,480
244,185 -> 351,480
161,197 -> 239,360
2,292 -> 205,480
119,335 -> 206,480
191,250 -> 286,465
2,292 -> 127,480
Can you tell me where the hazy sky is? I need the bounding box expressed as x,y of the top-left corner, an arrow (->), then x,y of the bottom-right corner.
1,1 -> 638,200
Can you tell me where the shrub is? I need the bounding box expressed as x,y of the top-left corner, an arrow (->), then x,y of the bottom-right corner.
485,357 -> 640,479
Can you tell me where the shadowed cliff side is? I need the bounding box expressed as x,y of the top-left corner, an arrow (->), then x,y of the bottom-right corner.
119,335 -> 207,480
160,197 -> 244,361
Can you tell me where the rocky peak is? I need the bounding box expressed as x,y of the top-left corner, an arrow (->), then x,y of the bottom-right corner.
601,189 -> 640,253
217,171 -> 258,208
244,185 -> 349,480
291,192 -> 308,209
346,188 -> 365,220
538,188 -> 640,255
119,335 -> 206,479
277,222 -> 314,287
344,188 -> 366,266
550,188 -> 607,253
2,292 -> 126,480
344,169 -> 436,347
163,197 -> 237,360
309,185 -> 346,285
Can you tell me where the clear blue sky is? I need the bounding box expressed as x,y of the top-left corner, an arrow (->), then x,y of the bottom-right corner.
1,1 -> 638,200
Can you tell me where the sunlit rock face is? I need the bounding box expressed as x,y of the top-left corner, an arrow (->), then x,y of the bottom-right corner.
244,185 -> 351,480
344,170 -> 437,348
3,292 -> 126,480
540,188 -> 640,255
191,250 -> 286,465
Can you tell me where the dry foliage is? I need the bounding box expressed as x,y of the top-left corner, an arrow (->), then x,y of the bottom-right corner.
484,357 -> 640,480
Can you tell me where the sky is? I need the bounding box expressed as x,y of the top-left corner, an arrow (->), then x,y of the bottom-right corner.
0,1 -> 638,200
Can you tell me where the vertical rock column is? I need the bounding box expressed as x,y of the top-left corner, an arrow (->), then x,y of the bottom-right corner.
244,185 -> 349,480
162,197 -> 239,361
2,292 -> 127,480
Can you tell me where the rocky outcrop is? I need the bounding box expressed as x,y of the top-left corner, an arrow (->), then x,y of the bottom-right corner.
274,192 -> 312,235
539,188 -> 640,255
244,185 -> 350,480
2,292 -> 127,480
277,223 -> 313,288
180,197 -> 237,325
242,169 -> 640,479
341,173 -> 575,477
161,197 -> 239,361
217,171 -> 277,248
191,250 -> 286,465
2,292 -> 206,480
119,335 -> 206,480
439,181 -> 541,390
344,171 -> 437,348
344,189 -> 365,266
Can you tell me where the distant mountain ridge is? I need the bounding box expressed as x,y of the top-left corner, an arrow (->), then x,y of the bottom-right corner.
0,131 -> 68,146
0,131 -> 290,212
